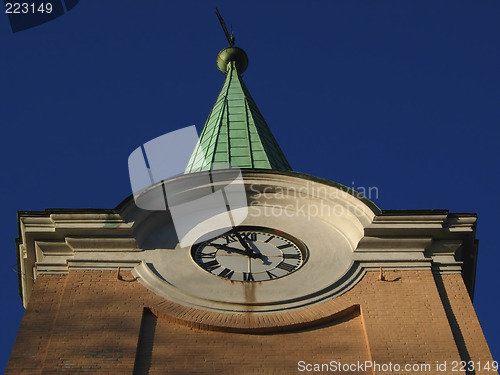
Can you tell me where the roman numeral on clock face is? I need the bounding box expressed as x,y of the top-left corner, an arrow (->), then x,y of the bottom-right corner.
240,232 -> 257,242
283,253 -> 300,260
218,268 -> 234,279
200,252 -> 216,259
264,235 -> 274,243
276,262 -> 296,272
277,243 -> 293,250
266,270 -> 278,279
221,234 -> 238,244
201,260 -> 220,272
243,272 -> 255,281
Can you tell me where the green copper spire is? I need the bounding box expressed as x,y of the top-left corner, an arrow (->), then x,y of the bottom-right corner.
184,46 -> 292,174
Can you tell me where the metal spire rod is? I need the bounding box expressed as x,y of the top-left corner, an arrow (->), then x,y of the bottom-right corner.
215,7 -> 235,46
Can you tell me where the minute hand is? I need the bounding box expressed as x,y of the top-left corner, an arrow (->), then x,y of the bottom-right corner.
235,233 -> 261,259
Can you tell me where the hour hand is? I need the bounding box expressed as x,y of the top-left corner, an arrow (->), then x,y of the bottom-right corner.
234,232 -> 261,258
247,241 -> 272,265
209,243 -> 253,257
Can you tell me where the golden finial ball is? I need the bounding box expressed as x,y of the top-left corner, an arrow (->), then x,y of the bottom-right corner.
217,46 -> 248,74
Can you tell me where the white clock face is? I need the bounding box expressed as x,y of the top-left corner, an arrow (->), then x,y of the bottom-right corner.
191,227 -> 308,282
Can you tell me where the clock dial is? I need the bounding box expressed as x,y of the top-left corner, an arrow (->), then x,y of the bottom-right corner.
192,227 -> 307,282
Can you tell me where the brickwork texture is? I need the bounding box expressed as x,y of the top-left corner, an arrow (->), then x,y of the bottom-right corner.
6,270 -> 497,375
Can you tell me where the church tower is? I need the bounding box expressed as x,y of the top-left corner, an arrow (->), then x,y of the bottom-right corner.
7,22 -> 497,375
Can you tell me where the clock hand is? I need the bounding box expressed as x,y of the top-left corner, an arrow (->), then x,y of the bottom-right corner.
259,254 -> 272,266
209,243 -> 249,257
235,232 -> 261,259
247,241 -> 272,265
210,243 -> 256,258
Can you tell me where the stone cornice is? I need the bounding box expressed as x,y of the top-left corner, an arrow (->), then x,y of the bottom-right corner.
360,212 -> 478,298
16,209 -> 478,308
17,211 -> 136,307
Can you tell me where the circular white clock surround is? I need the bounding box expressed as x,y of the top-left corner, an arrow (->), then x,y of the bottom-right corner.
124,170 -> 377,312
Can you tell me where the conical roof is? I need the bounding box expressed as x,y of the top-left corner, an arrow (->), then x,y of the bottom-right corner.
184,47 -> 292,173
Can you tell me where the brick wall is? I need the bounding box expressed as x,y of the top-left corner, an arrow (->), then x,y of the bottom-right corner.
6,270 -> 497,375
435,273 -> 496,370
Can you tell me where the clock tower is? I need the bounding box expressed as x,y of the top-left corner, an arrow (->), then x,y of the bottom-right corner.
7,39 -> 497,375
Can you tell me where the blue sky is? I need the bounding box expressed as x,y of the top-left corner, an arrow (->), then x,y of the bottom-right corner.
1,1 -> 499,371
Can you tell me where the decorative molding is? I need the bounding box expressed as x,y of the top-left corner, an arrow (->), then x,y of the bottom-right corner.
16,175 -> 478,309
149,304 -> 361,334
132,260 -> 366,313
